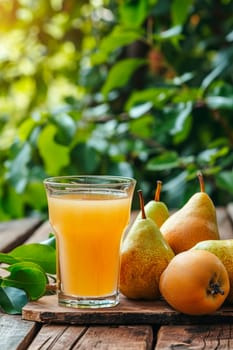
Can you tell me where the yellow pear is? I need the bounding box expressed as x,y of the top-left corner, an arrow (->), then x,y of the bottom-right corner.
120,190 -> 174,300
136,180 -> 169,228
160,172 -> 220,254
192,239 -> 233,304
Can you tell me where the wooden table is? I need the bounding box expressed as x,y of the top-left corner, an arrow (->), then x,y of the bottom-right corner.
1,205 -> 233,350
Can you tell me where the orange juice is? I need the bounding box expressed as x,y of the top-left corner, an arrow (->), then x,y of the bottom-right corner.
48,191 -> 131,298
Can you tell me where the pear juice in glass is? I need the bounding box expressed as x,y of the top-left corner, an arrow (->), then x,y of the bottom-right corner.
44,176 -> 136,308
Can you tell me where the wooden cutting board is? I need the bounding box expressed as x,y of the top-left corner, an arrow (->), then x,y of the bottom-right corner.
22,294 -> 233,325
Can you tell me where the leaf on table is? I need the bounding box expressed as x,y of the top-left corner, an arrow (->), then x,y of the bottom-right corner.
0,252 -> 19,265
0,286 -> 28,314
40,234 -> 56,249
10,243 -> 56,274
2,261 -> 48,301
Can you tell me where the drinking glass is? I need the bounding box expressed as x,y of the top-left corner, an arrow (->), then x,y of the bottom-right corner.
44,175 -> 136,308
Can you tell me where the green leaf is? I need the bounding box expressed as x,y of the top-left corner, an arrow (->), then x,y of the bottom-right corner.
130,115 -> 155,138
146,151 -> 180,171
0,287 -> 28,314
0,253 -> 19,265
162,171 -> 189,208
52,113 -> 77,144
24,181 -> 47,211
197,147 -> 229,165
10,243 -> 56,274
40,235 -> 56,249
5,143 -> 31,193
71,143 -> 101,173
92,26 -> 142,64
2,262 -> 47,301
210,81 -> 233,97
171,0 -> 194,26
226,29 -> 233,42
216,171 -> 233,194
172,86 -> 202,102
102,58 -> 146,98
18,118 -> 36,141
201,60 -> 229,90
83,104 -> 109,119
119,0 -> 149,28
3,186 -> 24,218
170,103 -> 192,134
154,25 -> 183,40
129,102 -> 153,118
206,96 -> 233,110
170,102 -> 193,143
37,124 -> 70,174
126,87 -> 177,110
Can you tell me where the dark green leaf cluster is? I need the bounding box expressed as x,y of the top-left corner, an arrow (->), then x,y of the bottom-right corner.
0,237 -> 56,314
0,0 -> 233,218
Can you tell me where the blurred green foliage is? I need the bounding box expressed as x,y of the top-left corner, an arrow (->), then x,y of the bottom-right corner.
0,0 -> 233,220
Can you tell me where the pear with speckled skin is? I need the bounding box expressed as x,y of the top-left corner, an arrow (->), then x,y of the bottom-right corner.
136,180 -> 169,228
160,172 -> 220,254
192,239 -> 233,304
120,190 -> 174,300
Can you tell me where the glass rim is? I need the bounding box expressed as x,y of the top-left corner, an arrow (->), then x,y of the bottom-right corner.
44,175 -> 136,187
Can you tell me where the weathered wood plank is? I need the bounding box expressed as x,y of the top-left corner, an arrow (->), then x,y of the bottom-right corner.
73,325 -> 153,350
227,203 -> 233,224
27,324 -> 87,350
155,323 -> 233,349
216,207 -> 233,239
28,325 -> 153,350
0,217 -> 42,252
22,294 -> 233,326
0,314 -> 38,350
25,221 -> 52,244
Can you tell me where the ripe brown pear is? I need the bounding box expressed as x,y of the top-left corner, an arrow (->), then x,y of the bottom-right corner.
160,172 -> 220,254
192,239 -> 233,304
159,249 -> 229,315
120,190 -> 174,300
136,180 -> 169,228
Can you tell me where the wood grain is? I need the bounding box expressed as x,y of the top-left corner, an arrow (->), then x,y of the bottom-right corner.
0,314 -> 37,350
156,323 -> 233,349
28,324 -> 153,350
0,217 -> 42,252
22,294 -> 233,326
217,207 -> 233,239
25,221 -> 52,244
2,206 -> 233,350
27,324 -> 87,350
73,325 -> 153,350
227,203 -> 233,224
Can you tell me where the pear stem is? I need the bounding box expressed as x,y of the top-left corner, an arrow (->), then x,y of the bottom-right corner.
197,172 -> 205,192
138,190 -> 146,219
154,180 -> 162,202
